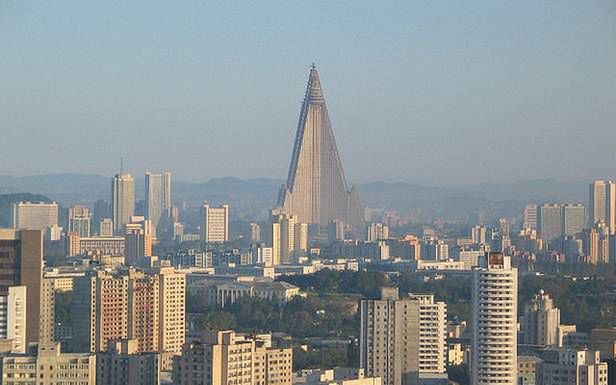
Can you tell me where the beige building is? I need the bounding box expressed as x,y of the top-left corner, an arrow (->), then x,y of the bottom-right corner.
202,203 -> 229,243
582,224 -> 610,264
589,180 -> 616,232
294,368 -> 382,385
173,330 -> 292,385
366,223 -> 389,242
537,349 -> 607,385
97,339 -> 160,385
124,216 -> 154,265
471,253 -> 518,385
275,65 -> 364,237
67,233 -> 125,257
517,355 -> 540,385
590,328 -> 616,359
11,202 -> 58,231
72,267 -> 185,369
99,218 -> 114,237
69,205 -> 92,237
39,279 -> 55,345
2,342 -> 96,385
271,213 -> 308,265
360,287 -> 447,385
112,173 -> 135,234
521,290 -> 560,347
0,229 -> 43,346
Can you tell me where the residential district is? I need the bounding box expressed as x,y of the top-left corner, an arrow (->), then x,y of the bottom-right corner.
1,67 -> 616,385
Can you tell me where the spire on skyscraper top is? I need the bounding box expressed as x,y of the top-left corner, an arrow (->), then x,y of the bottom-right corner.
305,63 -> 324,104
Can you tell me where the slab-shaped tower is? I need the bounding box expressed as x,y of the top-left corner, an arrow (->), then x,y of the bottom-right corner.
276,65 -> 363,237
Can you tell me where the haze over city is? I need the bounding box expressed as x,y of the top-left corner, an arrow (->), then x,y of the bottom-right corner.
2,1 -> 616,185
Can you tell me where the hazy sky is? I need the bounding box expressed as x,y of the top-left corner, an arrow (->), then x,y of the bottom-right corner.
1,1 -> 615,186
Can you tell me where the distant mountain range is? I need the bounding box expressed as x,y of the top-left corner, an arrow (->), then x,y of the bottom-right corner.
0,174 -> 589,223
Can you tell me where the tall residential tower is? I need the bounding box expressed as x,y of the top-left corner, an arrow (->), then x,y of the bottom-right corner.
145,171 -> 172,230
112,174 -> 135,234
471,253 -> 518,385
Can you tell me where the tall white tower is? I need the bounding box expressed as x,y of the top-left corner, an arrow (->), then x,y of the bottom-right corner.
472,252 -> 518,385
111,173 -> 135,234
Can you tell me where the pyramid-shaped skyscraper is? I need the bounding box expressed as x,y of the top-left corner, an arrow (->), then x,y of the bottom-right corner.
276,65 -> 364,237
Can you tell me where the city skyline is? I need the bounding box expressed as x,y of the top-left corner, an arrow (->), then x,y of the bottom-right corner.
1,2 -> 615,185
2,3 -> 616,385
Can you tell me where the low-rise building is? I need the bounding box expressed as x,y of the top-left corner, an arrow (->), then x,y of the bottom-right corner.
591,328 -> 616,360
294,368 -> 381,385
173,330 -> 292,385
518,355 -> 541,385
97,339 -> 160,385
538,349 -> 607,385
1,342 -> 96,385
188,279 -> 300,307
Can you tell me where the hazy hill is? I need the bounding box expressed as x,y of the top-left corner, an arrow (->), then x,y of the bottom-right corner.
0,174 -> 588,223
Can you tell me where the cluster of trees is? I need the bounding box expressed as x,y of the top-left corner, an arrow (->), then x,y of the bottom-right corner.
188,266 -> 616,371
520,273 -> 616,332
190,294 -> 359,339
293,346 -> 354,371
277,269 -> 388,298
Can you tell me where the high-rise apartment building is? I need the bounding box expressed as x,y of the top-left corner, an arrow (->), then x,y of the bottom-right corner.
145,171 -> 172,231
524,204 -> 538,230
39,278 -> 56,345
12,201 -> 59,230
408,294 -> 447,374
589,180 -> 616,233
521,290 -> 560,347
421,239 -> 449,261
537,349 -> 608,385
69,205 -> 92,237
360,287 -> 447,385
366,223 -> 389,242
583,224 -> 610,264
271,213 -> 308,265
276,65 -> 363,237
112,173 -> 135,234
99,218 -> 114,237
0,286 -> 27,353
250,223 -> 262,242
471,225 -> 488,245
124,216 -> 154,265
173,330 -> 292,385
202,203 -> 229,243
562,203 -> 586,237
0,229 -> 42,346
471,253 -> 518,385
72,267 -> 185,368
328,220 -> 345,243
538,204 -> 563,243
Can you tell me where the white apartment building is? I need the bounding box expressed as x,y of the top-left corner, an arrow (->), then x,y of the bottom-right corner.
202,203 -> 229,243
0,286 -> 27,353
472,253 -> 518,385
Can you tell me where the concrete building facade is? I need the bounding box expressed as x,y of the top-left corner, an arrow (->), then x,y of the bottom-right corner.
471,253 -> 518,385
